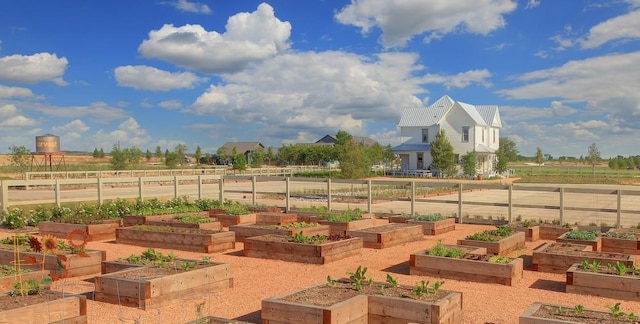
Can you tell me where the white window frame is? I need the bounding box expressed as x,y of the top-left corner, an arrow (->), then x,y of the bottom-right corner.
422,128 -> 429,143
462,126 -> 469,143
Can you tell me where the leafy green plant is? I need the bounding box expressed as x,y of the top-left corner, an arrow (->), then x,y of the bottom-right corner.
487,256 -> 511,264
9,276 -> 51,296
326,275 -> 336,287
607,302 -> 626,319
286,232 -> 328,244
615,261 -> 629,276
180,261 -> 198,271
574,304 -> 584,316
270,222 -> 319,229
564,230 -> 598,241
174,214 -> 212,224
201,256 -> 212,265
605,231 -> 636,240
428,241 -> 464,258
555,306 -> 564,315
413,280 -> 444,299
411,213 -> 446,222
347,265 -> 371,291
580,260 -> 601,272
385,274 -> 398,288
1,208 -> 27,229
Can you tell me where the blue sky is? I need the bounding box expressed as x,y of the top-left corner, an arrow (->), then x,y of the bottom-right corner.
0,0 -> 639,158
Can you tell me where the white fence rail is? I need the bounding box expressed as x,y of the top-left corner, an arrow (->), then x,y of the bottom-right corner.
3,175 -> 640,228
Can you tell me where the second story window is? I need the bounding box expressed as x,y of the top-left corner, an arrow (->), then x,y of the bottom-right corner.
422,128 -> 429,143
462,126 -> 469,142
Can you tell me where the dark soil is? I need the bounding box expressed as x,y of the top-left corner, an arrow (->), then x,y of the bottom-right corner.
280,278 -> 450,307
352,223 -> 415,233
0,293 -> 63,312
532,304 -> 639,323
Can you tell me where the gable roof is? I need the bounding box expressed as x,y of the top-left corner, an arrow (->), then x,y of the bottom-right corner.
219,142 -> 264,153
315,135 -> 378,146
398,95 -> 500,128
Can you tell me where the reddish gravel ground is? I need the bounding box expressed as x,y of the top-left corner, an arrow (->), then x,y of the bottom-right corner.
3,223 -> 640,323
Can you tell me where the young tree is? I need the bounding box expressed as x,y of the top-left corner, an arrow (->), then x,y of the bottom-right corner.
164,151 -> 180,169
494,150 -> 508,175
430,130 -> 456,177
110,145 -> 127,170
194,145 -> 203,165
534,147 -> 544,166
250,147 -> 265,168
175,144 -> 187,165
266,146 -> 275,166
92,148 -> 100,158
461,151 -> 477,178
145,149 -> 152,162
98,148 -> 105,158
154,146 -> 163,160
587,143 -> 601,168
9,145 -> 30,171
216,146 -> 231,165
498,137 -> 519,162
334,130 -> 368,179
232,147 -> 247,172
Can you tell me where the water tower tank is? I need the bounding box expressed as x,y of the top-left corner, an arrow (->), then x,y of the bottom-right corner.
35,134 -> 60,153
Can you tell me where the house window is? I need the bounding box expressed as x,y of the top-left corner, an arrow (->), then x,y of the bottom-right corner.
493,129 -> 496,143
417,152 -> 424,169
482,128 -> 485,143
421,129 -> 429,143
462,126 -> 469,142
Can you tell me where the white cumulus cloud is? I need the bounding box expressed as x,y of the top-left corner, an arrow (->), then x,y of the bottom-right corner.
138,3 -> 291,73
165,0 -> 211,14
114,65 -> 206,91
0,85 -> 34,98
0,53 -> 68,85
579,10 -> 640,48
335,0 -> 517,48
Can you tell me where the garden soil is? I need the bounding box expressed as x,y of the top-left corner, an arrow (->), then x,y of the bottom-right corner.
2,223 -> 640,323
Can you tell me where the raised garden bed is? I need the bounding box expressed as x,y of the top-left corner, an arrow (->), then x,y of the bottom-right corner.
0,292 -> 87,323
601,229 -> 640,254
255,212 -> 298,225
566,263 -> 640,300
37,220 -> 121,241
0,269 -> 50,292
95,260 -> 233,309
346,223 -> 424,249
144,214 -> 222,231
531,242 -> 635,273
0,248 -> 106,279
539,224 -> 573,240
410,243 -> 523,286
115,225 -> 235,253
101,248 -> 183,274
388,214 -> 455,235
186,316 -> 253,324
557,230 -> 602,251
519,302 -> 636,323
122,212 -> 209,227
229,222 -> 330,243
508,221 -> 540,242
243,234 -> 363,264
261,276 -> 463,323
216,213 -> 257,227
318,218 -> 379,236
457,227 -> 525,255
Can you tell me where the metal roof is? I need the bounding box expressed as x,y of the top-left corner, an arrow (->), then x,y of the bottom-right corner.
476,105 -> 501,127
391,143 -> 431,152
398,95 -> 500,128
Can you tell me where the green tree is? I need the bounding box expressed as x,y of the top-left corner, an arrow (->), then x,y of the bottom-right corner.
266,146 -> 275,165
430,130 -> 456,177
587,143 -> 601,168
334,131 -> 369,179
92,148 -> 100,158
461,151 -> 477,178
216,146 -> 231,165
494,151 -> 508,175
498,137 -> 519,162
154,146 -> 163,160
165,151 -> 180,169
534,147 -> 544,166
9,145 -> 30,171
98,148 -> 105,158
232,147 -> 247,172
250,147 -> 265,168
175,144 -> 187,165
145,149 -> 152,162
110,145 -> 127,170
194,145 -> 203,165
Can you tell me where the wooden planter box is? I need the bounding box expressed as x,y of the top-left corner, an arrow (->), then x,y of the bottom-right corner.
261,281 -> 463,324
407,218 -> 456,235
217,213 -> 257,227
37,220 -> 120,241
539,225 -> 573,240
186,316 -> 253,324
347,223 -> 424,249
318,218 -> 378,236
457,231 -> 525,255
255,212 -> 297,225
0,292 -> 87,323
229,224 -> 330,243
566,263 -> 640,300
531,242 -> 635,273
0,270 -> 50,291
513,225 -> 540,242
0,248 -> 105,278
243,234 -> 363,264
601,230 -> 640,254
144,219 -> 222,231
557,232 -> 601,251
122,214 -> 178,227
115,227 -> 236,253
519,302 -> 620,323
410,245 -> 523,286
292,211 -> 322,223
95,261 -> 233,309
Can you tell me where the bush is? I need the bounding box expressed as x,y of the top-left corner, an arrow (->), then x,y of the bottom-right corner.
2,208 -> 27,229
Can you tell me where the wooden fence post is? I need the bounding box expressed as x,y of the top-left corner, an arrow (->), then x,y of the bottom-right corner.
367,179 -> 372,213
410,181 -> 415,216
252,176 -> 257,205
327,178 -> 332,211
139,177 -> 144,201
219,175 -> 224,202
173,176 -> 179,198
55,179 -> 60,207
0,181 -> 7,212
285,177 -> 290,212
559,187 -> 564,225
198,175 -> 203,199
458,183 -> 463,223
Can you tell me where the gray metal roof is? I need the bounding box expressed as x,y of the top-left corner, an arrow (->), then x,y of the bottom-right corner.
219,142 -> 264,153
398,95 -> 500,128
391,143 -> 431,152
476,105 -> 501,127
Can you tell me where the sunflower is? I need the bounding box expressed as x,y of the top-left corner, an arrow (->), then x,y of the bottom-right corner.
28,236 -> 42,253
67,229 -> 88,249
41,235 -> 59,254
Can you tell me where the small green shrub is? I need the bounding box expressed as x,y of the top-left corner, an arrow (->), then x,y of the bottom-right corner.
564,230 -> 598,241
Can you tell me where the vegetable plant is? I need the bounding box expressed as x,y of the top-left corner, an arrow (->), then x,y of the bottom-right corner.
347,265 -> 372,291
428,241 -> 464,258
574,304 -> 584,316
564,230 -> 598,241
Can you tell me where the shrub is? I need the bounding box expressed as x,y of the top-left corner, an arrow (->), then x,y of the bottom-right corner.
1,208 -> 27,229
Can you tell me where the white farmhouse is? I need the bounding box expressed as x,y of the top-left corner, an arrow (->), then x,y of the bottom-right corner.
392,95 -> 501,176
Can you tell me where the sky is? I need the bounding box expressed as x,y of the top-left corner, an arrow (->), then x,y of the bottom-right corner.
0,0 -> 639,158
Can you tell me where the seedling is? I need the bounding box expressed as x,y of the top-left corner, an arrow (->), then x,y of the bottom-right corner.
347,265 -> 370,291
555,306 -> 564,315
608,303 -> 626,319
326,275 -> 335,287
385,274 -> 398,288
574,304 -> 584,316
615,261 -> 629,276
414,280 -> 430,298
201,256 -> 212,265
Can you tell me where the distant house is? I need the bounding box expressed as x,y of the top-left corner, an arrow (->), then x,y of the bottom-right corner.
218,142 -> 264,165
315,135 -> 378,146
392,95 -> 501,176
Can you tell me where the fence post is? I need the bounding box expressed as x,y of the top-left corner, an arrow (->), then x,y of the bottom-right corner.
458,183 -> 463,223
198,175 -> 203,199
55,179 -> 61,207
252,176 -> 257,206
285,177 -> 290,212
97,178 -> 103,204
0,181 -> 7,212
173,176 -> 179,198
617,189 -> 622,229
559,187 -> 564,225
410,181 -> 415,215
367,179 -> 372,213
327,178 -> 332,211
139,177 -> 144,201
508,185 -> 513,223
219,175 -> 224,202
